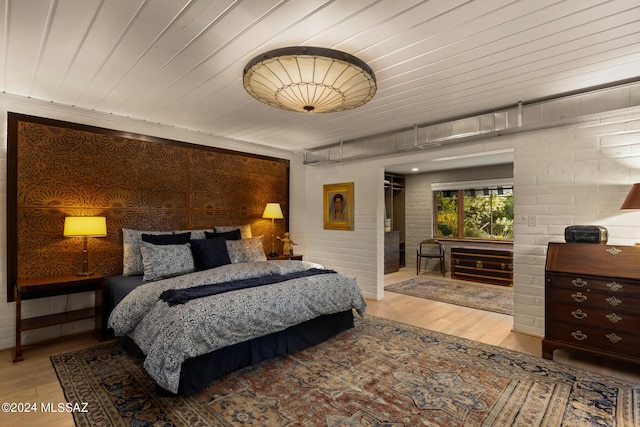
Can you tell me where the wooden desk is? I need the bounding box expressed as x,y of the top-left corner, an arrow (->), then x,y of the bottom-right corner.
13,274 -> 105,362
543,243 -> 640,365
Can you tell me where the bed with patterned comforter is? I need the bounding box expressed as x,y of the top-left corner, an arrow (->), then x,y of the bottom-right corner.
108,259 -> 366,394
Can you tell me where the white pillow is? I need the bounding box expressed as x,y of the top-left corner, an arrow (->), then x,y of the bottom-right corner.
225,236 -> 266,263
140,242 -> 195,281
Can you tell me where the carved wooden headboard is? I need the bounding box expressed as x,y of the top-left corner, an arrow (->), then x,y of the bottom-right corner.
6,113 -> 289,301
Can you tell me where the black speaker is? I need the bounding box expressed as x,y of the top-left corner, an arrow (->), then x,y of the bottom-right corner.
564,225 -> 608,244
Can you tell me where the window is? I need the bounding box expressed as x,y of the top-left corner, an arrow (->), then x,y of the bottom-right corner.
434,185 -> 514,240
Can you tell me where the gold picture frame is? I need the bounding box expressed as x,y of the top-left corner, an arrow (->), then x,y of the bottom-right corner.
323,182 -> 354,230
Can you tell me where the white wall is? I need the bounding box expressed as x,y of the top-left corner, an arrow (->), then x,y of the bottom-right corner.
305,106 -> 640,337
511,110 -> 640,335
303,162 -> 384,300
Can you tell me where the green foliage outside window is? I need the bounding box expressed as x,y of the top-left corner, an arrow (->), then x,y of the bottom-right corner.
436,191 -> 458,237
436,187 -> 514,240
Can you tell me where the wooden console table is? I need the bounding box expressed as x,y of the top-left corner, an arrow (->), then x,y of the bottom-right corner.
451,246 -> 513,286
13,274 -> 105,362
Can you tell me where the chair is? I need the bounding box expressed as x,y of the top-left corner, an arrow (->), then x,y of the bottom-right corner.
417,239 -> 445,276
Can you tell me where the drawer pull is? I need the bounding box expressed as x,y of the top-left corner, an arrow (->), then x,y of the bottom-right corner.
571,309 -> 587,319
605,296 -> 622,307
606,282 -> 622,292
571,292 -> 587,303
606,333 -> 622,344
606,313 -> 622,323
571,330 -> 587,341
572,278 -> 587,288
606,247 -> 622,255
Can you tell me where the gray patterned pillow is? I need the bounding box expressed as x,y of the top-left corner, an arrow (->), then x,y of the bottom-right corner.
215,225 -> 252,239
225,236 -> 266,263
122,229 -> 174,276
140,242 -> 195,281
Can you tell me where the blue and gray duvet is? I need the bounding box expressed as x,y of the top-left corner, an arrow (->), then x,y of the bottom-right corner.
108,260 -> 366,393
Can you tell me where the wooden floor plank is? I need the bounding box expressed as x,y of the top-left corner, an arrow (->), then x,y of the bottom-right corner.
0,268 -> 637,425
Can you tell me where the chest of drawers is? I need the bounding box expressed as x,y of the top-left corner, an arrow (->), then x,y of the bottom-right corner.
543,242 -> 640,364
451,246 -> 513,286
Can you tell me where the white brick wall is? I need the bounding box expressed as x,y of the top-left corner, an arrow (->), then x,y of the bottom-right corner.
388,108 -> 640,337
511,110 -> 640,335
303,163 -> 383,300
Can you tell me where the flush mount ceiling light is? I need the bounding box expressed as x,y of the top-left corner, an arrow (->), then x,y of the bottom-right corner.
243,46 -> 376,113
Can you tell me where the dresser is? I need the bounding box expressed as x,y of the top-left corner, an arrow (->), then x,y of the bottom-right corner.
384,231 -> 400,274
543,242 -> 640,364
450,246 -> 513,286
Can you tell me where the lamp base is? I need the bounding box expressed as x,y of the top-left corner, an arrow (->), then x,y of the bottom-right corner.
76,271 -> 94,276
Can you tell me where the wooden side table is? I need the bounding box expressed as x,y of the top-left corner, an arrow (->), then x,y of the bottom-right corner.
13,274 -> 105,362
268,254 -> 303,261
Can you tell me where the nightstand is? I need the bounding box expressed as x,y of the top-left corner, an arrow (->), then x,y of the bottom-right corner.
268,254 -> 303,261
13,274 -> 105,362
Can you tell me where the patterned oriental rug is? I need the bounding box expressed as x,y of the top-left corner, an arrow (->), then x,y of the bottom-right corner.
385,276 -> 514,315
51,316 -> 638,427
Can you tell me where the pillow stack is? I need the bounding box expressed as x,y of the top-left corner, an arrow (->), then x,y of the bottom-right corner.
122,225 -> 265,281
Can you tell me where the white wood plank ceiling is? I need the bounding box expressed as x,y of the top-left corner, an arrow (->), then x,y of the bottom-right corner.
1,0 -> 639,152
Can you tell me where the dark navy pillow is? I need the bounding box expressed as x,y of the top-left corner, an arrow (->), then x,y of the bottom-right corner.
205,229 -> 242,240
141,232 -> 191,245
190,237 -> 231,271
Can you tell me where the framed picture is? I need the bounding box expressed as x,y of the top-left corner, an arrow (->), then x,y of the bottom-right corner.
323,182 -> 354,230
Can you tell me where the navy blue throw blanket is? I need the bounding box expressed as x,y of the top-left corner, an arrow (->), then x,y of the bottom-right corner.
160,268 -> 337,306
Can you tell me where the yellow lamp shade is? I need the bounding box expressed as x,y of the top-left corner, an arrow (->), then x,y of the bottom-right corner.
63,216 -> 107,237
262,203 -> 284,219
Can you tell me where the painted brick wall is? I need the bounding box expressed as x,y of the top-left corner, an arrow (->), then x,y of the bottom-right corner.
395,108 -> 640,337
512,111 -> 640,336
304,163 -> 382,300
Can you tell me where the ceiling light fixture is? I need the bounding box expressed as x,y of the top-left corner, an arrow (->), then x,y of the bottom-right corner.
243,46 -> 376,113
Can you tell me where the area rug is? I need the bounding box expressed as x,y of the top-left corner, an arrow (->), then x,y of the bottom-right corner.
385,275 -> 514,315
51,316 -> 638,427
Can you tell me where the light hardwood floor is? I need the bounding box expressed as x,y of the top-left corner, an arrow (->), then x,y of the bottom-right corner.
1,268 -> 638,426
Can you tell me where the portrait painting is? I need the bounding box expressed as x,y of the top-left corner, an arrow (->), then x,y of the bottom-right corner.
323,182 -> 354,230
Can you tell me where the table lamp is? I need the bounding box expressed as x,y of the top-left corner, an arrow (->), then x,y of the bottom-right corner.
621,183 -> 640,209
620,183 -> 640,245
262,203 -> 283,257
63,216 -> 107,275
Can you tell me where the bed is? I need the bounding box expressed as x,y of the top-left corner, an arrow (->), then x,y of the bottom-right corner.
105,227 -> 367,396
